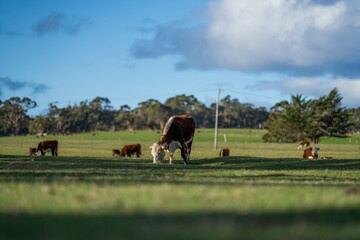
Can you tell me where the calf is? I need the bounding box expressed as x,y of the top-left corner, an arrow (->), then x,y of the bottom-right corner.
29,147 -> 37,156
303,147 -> 320,159
120,144 -> 142,158
150,114 -> 195,165
297,140 -> 310,150
219,147 -> 230,157
112,149 -> 120,157
36,140 -> 58,156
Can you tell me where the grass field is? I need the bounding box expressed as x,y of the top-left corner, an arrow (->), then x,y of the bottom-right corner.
0,129 -> 359,239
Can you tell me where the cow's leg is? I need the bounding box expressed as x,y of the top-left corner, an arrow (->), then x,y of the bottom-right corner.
180,148 -> 189,165
185,141 -> 192,164
169,152 -> 174,165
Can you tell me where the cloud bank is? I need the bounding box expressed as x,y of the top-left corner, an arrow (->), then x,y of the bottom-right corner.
33,12 -> 90,36
0,77 -> 48,97
246,76 -> 360,107
131,0 -> 360,77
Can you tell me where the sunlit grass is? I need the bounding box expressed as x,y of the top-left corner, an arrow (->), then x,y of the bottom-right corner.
0,129 -> 359,239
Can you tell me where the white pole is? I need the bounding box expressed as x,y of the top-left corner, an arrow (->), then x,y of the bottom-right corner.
214,89 -> 220,150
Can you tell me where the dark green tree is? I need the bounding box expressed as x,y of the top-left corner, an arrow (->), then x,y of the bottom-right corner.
0,97 -> 37,136
347,107 -> 360,132
263,88 -> 351,143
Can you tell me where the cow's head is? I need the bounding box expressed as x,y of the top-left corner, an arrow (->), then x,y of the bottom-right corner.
312,146 -> 320,159
36,150 -> 43,156
149,143 -> 166,163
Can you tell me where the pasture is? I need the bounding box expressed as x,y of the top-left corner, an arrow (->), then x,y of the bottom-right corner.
0,129 -> 360,239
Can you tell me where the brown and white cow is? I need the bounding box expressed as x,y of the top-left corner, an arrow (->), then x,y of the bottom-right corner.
120,144 -> 142,158
150,114 -> 195,165
297,140 -> 310,150
303,147 -> 319,159
29,147 -> 37,156
112,149 -> 120,157
321,156 -> 333,160
219,147 -> 230,157
36,140 -> 58,156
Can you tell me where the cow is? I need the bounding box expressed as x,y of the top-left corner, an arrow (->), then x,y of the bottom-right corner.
36,140 -> 58,156
112,149 -> 120,157
297,140 -> 310,150
63,130 -> 71,136
29,147 -> 37,156
321,156 -> 333,160
150,114 -> 195,165
120,144 -> 142,158
219,147 -> 230,157
303,147 -> 320,159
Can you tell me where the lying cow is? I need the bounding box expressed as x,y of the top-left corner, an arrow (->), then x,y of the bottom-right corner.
303,147 -> 319,159
112,149 -> 120,157
219,147 -> 230,157
321,156 -> 333,160
36,140 -> 58,156
29,147 -> 37,156
150,114 -> 195,165
120,144 -> 142,158
297,140 -> 310,150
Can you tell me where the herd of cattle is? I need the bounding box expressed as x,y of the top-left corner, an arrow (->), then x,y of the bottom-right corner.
29,114 -> 333,163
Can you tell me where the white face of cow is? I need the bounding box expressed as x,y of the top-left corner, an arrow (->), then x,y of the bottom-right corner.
150,143 -> 165,163
312,147 -> 320,159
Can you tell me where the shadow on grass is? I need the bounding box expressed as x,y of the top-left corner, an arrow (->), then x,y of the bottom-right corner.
0,155 -> 359,186
1,208 -> 359,240
1,154 -> 359,170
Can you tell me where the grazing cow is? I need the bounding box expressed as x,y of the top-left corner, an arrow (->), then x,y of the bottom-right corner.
112,149 -> 120,157
150,114 -> 195,165
219,147 -> 230,157
321,156 -> 333,160
63,130 -> 71,136
120,144 -> 142,158
297,140 -> 310,150
36,140 -> 58,156
29,147 -> 37,156
303,147 -> 320,159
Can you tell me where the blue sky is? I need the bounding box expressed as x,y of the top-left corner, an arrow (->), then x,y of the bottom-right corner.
1,0 -> 360,116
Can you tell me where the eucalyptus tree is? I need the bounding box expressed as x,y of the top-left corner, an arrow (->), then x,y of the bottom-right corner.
0,97 -> 36,136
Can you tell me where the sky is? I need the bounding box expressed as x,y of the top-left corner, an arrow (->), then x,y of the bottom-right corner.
1,0 -> 360,116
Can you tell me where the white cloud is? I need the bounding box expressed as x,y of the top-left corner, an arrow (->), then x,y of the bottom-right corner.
206,0 -> 348,69
248,76 -> 360,107
132,0 -> 360,77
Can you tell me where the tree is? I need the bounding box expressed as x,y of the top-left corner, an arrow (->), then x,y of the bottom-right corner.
133,99 -> 171,130
89,97 -> 112,131
347,107 -> 360,132
263,88 -> 351,143
165,94 -> 199,115
309,88 -> 350,141
115,105 -> 134,130
29,115 -> 50,134
217,95 -> 269,129
0,97 -> 37,136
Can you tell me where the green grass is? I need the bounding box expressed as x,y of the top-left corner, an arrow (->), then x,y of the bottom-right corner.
0,129 -> 360,239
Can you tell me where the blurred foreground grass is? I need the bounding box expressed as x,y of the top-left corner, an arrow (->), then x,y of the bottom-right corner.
0,129 -> 359,239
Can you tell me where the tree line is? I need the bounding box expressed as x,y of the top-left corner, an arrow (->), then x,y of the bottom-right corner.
1,90 -> 359,142
0,94 -> 269,136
